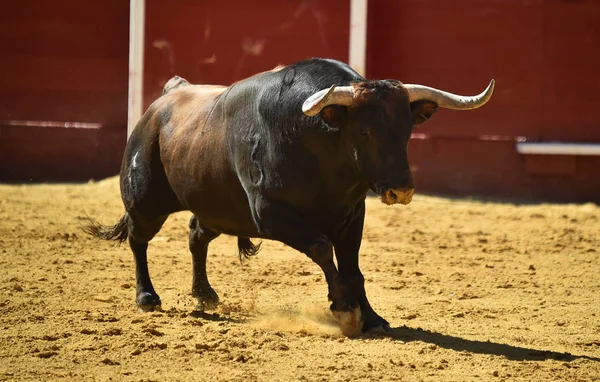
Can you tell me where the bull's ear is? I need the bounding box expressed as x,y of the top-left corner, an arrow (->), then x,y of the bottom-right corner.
410,100 -> 438,125
320,105 -> 347,129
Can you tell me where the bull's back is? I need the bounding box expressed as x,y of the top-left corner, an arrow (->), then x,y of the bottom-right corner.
156,85 -> 259,235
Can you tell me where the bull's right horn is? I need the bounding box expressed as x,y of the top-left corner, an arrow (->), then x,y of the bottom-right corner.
302,85 -> 355,116
404,79 -> 495,110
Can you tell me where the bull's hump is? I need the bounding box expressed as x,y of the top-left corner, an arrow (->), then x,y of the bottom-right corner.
162,85 -> 227,108
188,84 -> 227,94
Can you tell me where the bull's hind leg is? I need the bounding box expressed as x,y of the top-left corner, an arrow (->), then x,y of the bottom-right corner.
128,214 -> 169,311
188,216 -> 221,310
117,116 -> 184,312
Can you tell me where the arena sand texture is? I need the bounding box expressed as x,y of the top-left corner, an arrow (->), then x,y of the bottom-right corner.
1,177 -> 599,381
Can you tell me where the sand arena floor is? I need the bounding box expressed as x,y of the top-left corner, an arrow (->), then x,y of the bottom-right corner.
0,177 -> 599,381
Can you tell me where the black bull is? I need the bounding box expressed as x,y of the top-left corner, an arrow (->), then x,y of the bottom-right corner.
86,58 -> 494,336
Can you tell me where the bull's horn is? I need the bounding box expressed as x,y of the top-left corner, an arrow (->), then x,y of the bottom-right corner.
404,79 -> 495,110
302,85 -> 355,116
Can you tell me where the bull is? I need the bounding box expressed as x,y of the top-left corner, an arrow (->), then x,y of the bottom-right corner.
86,58 -> 494,336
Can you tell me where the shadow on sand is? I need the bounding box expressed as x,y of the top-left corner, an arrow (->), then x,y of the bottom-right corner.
371,326 -> 600,363
154,307 -> 243,324
187,310 -> 248,324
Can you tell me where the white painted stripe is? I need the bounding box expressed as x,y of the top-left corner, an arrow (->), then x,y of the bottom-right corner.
349,0 -> 368,77
516,142 -> 600,156
1,120 -> 101,129
128,0 -> 146,139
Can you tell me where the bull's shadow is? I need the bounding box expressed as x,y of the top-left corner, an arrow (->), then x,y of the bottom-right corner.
370,325 -> 600,363
189,310 -> 241,323
157,308 -> 242,324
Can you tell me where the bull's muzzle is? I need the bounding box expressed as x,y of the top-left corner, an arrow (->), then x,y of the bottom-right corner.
381,187 -> 415,205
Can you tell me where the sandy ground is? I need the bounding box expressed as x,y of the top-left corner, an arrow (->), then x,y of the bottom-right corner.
0,177 -> 599,381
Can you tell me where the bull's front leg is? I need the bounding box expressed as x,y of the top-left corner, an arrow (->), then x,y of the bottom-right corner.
252,199 -> 363,337
333,200 -> 394,333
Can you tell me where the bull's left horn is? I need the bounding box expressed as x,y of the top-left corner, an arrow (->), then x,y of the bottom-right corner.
404,79 -> 495,110
302,86 -> 355,116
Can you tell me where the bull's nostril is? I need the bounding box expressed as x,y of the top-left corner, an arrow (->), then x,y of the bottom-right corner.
388,190 -> 397,200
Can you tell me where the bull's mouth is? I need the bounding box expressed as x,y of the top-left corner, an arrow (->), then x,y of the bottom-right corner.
379,187 -> 415,205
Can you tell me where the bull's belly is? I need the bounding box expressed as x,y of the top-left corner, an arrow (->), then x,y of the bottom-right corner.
183,189 -> 260,238
162,154 -> 259,236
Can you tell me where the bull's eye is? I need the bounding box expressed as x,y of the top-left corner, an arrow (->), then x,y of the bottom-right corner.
360,128 -> 371,136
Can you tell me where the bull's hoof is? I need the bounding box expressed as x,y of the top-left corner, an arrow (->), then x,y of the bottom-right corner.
332,307 -> 363,337
195,289 -> 220,311
136,292 -> 161,312
365,323 -> 397,335
361,313 -> 391,333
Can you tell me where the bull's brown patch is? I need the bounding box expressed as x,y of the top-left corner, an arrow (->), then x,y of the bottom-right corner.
351,81 -> 410,118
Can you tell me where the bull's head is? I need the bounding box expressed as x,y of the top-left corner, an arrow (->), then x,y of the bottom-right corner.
302,79 -> 494,205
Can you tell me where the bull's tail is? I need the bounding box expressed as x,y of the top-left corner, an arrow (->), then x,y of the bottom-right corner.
237,237 -> 261,261
82,213 -> 129,244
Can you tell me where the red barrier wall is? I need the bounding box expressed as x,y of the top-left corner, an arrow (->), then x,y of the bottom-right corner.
2,1 -> 598,202
0,0 -> 129,181
0,0 -> 350,182
144,0 -> 350,108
